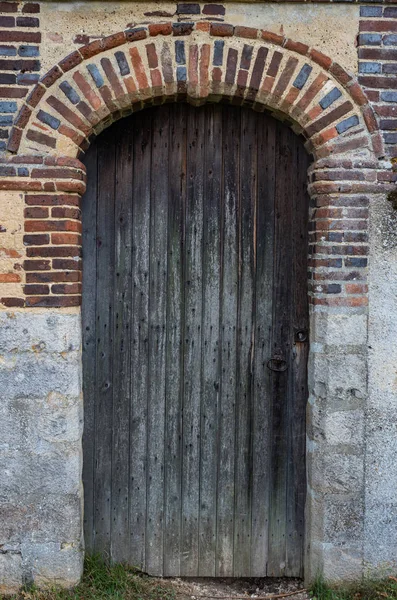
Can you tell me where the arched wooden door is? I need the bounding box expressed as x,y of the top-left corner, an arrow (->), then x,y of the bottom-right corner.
81,103 -> 310,578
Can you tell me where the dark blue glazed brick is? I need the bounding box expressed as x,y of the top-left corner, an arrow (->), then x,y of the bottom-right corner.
319,87 -> 342,110
0,45 -> 16,56
383,34 -> 397,46
360,5 -> 382,17
293,63 -> 312,89
213,40 -> 224,67
0,102 -> 17,113
59,81 -> 80,105
176,3 -> 200,14
87,64 -> 104,88
18,167 -> 29,177
177,66 -> 187,81
336,115 -> 359,134
18,45 -> 39,57
17,73 -> 39,85
0,141 -> 6,151
358,33 -> 382,46
175,40 -> 186,65
381,91 -> 397,102
37,109 -> 61,130
115,51 -> 130,76
359,62 -> 381,74
0,115 -> 12,126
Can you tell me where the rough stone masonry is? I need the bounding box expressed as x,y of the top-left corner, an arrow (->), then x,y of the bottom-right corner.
0,0 -> 397,593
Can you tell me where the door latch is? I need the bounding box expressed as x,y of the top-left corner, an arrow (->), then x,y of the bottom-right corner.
267,355 -> 288,372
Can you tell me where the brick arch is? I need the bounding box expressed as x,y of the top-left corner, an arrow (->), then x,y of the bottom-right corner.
7,22 -> 381,161
0,20 -> 389,311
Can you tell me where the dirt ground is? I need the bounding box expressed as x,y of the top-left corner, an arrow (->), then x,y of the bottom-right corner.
168,577 -> 309,600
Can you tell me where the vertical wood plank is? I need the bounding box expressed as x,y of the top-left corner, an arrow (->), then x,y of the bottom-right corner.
146,105 -> 169,576
250,113 -> 276,576
181,105 -> 205,576
285,133 -> 309,577
267,122 -> 294,576
94,128 -> 116,558
198,104 -> 222,577
164,104 -> 186,576
216,105 -> 239,577
111,119 -> 134,564
233,107 -> 256,577
81,139 -> 98,554
129,110 -> 151,570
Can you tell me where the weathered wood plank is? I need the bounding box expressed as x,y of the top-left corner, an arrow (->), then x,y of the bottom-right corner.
164,103 -> 187,577
198,104 -> 222,577
146,105 -> 170,575
181,106 -> 205,576
111,119 -> 134,564
129,111 -> 151,570
250,114 -> 276,576
94,129 -> 116,557
81,139 -> 98,554
233,107 -> 256,576
267,122 -> 294,576
216,105 -> 239,577
285,133 -> 309,577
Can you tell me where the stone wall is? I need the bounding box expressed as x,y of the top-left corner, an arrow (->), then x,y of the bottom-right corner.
0,0 -> 396,593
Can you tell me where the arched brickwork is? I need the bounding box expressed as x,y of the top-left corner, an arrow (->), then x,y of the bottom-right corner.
0,22 -> 390,311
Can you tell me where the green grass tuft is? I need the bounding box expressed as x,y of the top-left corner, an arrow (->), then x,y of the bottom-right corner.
310,575 -> 397,600
6,554 -> 177,600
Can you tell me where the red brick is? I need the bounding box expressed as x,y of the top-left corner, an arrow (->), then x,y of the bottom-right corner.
329,62 -> 353,86
22,3 -> 40,13
210,23 -> 233,37
1,297 -> 25,307
172,23 -> 194,36
52,283 -> 82,294
24,206 -> 49,218
58,51 -> 82,74
129,47 -> 149,89
284,38 -> 308,56
308,48 -> 332,70
125,27 -> 147,43
52,232 -> 81,245
25,194 -> 80,207
73,71 -> 102,110
26,271 -> 81,283
363,105 -> 378,133
24,259 -> 51,271
40,66 -> 62,88
0,2 -> 18,12
149,23 -> 172,36
359,20 -> 397,32
261,30 -> 284,46
101,57 -> 124,97
7,126 -> 22,152
26,83 -> 46,108
345,283 -> 368,294
235,26 -> 258,40
23,234 -> 50,245
0,273 -> 21,283
0,31 -> 41,43
26,129 -> 56,149
47,96 -> 90,134
27,246 -> 81,258
25,219 -> 82,233
14,104 -> 32,129
102,31 -> 126,51
273,56 -> 298,98
203,4 -> 225,15
0,87 -> 27,98
24,284 -> 49,295
51,206 -> 81,219
79,39 -> 103,60
52,258 -> 82,270
146,43 -> 158,69
296,73 -> 328,111
26,295 -> 81,307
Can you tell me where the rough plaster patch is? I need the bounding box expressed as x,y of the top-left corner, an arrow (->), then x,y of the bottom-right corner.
39,1 -> 359,73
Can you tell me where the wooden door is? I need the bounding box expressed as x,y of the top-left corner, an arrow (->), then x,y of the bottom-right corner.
82,103 -> 310,578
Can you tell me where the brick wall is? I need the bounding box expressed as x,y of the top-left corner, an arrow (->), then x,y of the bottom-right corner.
359,3 -> 397,175
0,1 -> 40,151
